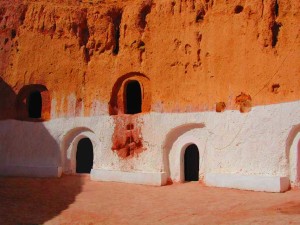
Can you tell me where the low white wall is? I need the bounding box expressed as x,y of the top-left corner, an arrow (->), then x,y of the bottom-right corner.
0,100 -> 300,192
91,169 -> 167,186
205,173 -> 290,192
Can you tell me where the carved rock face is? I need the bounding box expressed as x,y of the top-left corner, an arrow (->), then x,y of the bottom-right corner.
0,0 -> 299,119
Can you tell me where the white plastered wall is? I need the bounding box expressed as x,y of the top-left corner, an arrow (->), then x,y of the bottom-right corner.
1,100 -> 300,191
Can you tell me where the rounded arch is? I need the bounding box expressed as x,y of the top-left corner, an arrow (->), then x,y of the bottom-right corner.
109,72 -> 151,115
162,123 -> 206,183
169,135 -> 203,182
60,127 -> 101,174
287,124 -> 300,187
16,84 -> 51,121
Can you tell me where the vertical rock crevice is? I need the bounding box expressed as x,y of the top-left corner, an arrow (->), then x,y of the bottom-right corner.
78,18 -> 89,47
259,0 -> 282,48
271,21 -> 281,47
19,5 -> 28,25
79,17 -> 90,62
274,0 -> 279,17
138,4 -> 151,31
108,8 -> 123,55
271,0 -> 281,48
71,9 -> 90,63
136,2 -> 152,64
196,7 -> 205,22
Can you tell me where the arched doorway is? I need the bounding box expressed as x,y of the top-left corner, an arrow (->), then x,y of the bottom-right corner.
27,91 -> 42,118
76,138 -> 94,173
125,80 -> 142,114
287,127 -> 300,188
291,136 -> 300,186
16,84 -> 51,121
297,140 -> 300,184
184,144 -> 199,181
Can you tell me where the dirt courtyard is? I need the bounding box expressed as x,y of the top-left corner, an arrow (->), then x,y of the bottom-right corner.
1,175 -> 300,225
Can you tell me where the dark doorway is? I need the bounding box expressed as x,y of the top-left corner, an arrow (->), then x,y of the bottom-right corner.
27,91 -> 42,118
76,138 -> 93,173
184,144 -> 199,181
125,81 -> 142,114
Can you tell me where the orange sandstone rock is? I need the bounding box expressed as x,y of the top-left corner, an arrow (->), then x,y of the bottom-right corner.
0,0 -> 299,119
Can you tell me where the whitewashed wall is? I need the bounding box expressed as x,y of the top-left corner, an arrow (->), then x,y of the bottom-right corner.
1,100 -> 300,192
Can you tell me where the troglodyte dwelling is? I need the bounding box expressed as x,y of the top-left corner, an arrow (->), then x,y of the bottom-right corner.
0,0 -> 299,192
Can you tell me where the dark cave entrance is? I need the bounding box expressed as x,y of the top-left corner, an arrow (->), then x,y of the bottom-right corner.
27,91 -> 42,119
184,144 -> 199,181
125,80 -> 142,114
76,138 -> 94,174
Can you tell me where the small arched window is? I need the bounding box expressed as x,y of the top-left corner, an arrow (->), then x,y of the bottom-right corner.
108,73 -> 151,115
125,80 -> 142,114
16,84 -> 50,121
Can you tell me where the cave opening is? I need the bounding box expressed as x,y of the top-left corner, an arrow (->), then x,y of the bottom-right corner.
76,138 -> 94,174
125,80 -> 142,114
27,91 -> 42,119
184,144 -> 199,181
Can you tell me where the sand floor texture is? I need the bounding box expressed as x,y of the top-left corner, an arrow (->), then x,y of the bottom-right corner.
0,175 -> 300,225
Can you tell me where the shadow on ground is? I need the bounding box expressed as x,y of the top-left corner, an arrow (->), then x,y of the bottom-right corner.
0,68 -> 84,224
0,176 -> 84,224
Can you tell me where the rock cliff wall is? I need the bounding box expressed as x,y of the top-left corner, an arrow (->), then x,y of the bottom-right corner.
0,0 -> 299,118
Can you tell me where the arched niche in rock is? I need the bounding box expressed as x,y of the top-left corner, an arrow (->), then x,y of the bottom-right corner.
109,72 -> 151,115
16,84 -> 51,121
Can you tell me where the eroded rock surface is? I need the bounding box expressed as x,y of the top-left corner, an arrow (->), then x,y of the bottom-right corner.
0,0 -> 299,118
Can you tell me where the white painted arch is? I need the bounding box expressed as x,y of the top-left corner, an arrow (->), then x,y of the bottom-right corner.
169,135 -> 205,182
60,127 -> 101,174
289,129 -> 300,187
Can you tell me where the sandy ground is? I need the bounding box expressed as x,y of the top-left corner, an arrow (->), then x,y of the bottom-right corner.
1,175 -> 300,225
